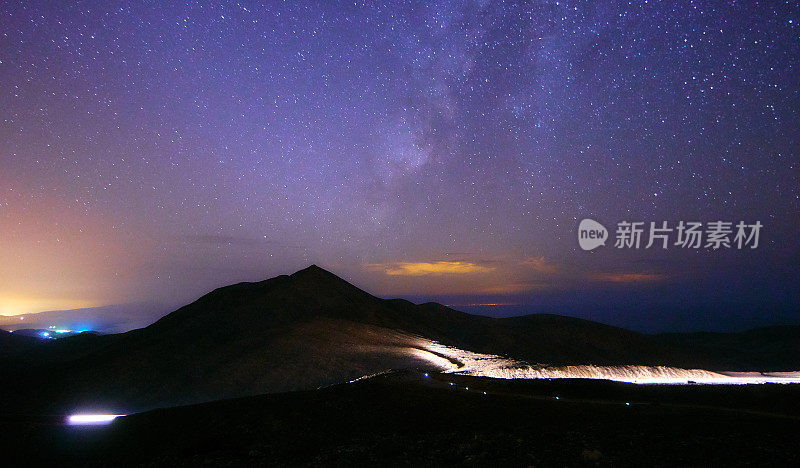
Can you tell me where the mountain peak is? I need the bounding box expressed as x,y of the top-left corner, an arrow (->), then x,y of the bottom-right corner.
288,264 -> 352,284
290,264 -> 336,279
294,264 -> 328,274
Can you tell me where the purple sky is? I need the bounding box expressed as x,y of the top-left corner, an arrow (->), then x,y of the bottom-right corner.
1,1 -> 798,332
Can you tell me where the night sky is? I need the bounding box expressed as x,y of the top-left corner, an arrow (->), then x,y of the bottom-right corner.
1,1 -> 798,332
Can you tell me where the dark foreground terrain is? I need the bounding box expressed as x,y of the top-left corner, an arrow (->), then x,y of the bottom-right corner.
4,371 -> 799,467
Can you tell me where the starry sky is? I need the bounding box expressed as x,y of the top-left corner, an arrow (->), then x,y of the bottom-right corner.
1,1 -> 798,332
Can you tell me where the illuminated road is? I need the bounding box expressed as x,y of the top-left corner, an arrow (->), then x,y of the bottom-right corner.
411,340 -> 800,385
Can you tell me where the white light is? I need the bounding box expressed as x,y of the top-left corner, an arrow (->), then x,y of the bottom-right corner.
407,338 -> 800,387
67,414 -> 124,425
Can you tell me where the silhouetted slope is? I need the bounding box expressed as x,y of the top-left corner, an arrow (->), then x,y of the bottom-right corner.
136,266 -> 695,369
656,325 -> 800,371
0,330 -> 40,358
2,265 -> 798,414
40,319 -> 434,412
3,266 -> 450,412
147,265 -> 401,332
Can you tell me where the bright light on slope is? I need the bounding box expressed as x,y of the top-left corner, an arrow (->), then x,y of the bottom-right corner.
476,364 -> 800,384
67,414 -> 125,425
409,347 -> 461,371
410,340 -> 800,385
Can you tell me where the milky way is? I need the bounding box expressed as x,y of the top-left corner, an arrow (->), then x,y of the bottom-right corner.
1,1 -> 798,331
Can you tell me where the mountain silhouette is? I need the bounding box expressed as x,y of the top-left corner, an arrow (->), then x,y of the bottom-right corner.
2,265 -> 797,413
0,330 -> 39,358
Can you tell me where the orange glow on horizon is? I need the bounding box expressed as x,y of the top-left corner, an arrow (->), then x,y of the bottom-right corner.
367,261 -> 495,276
0,296 -> 101,317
